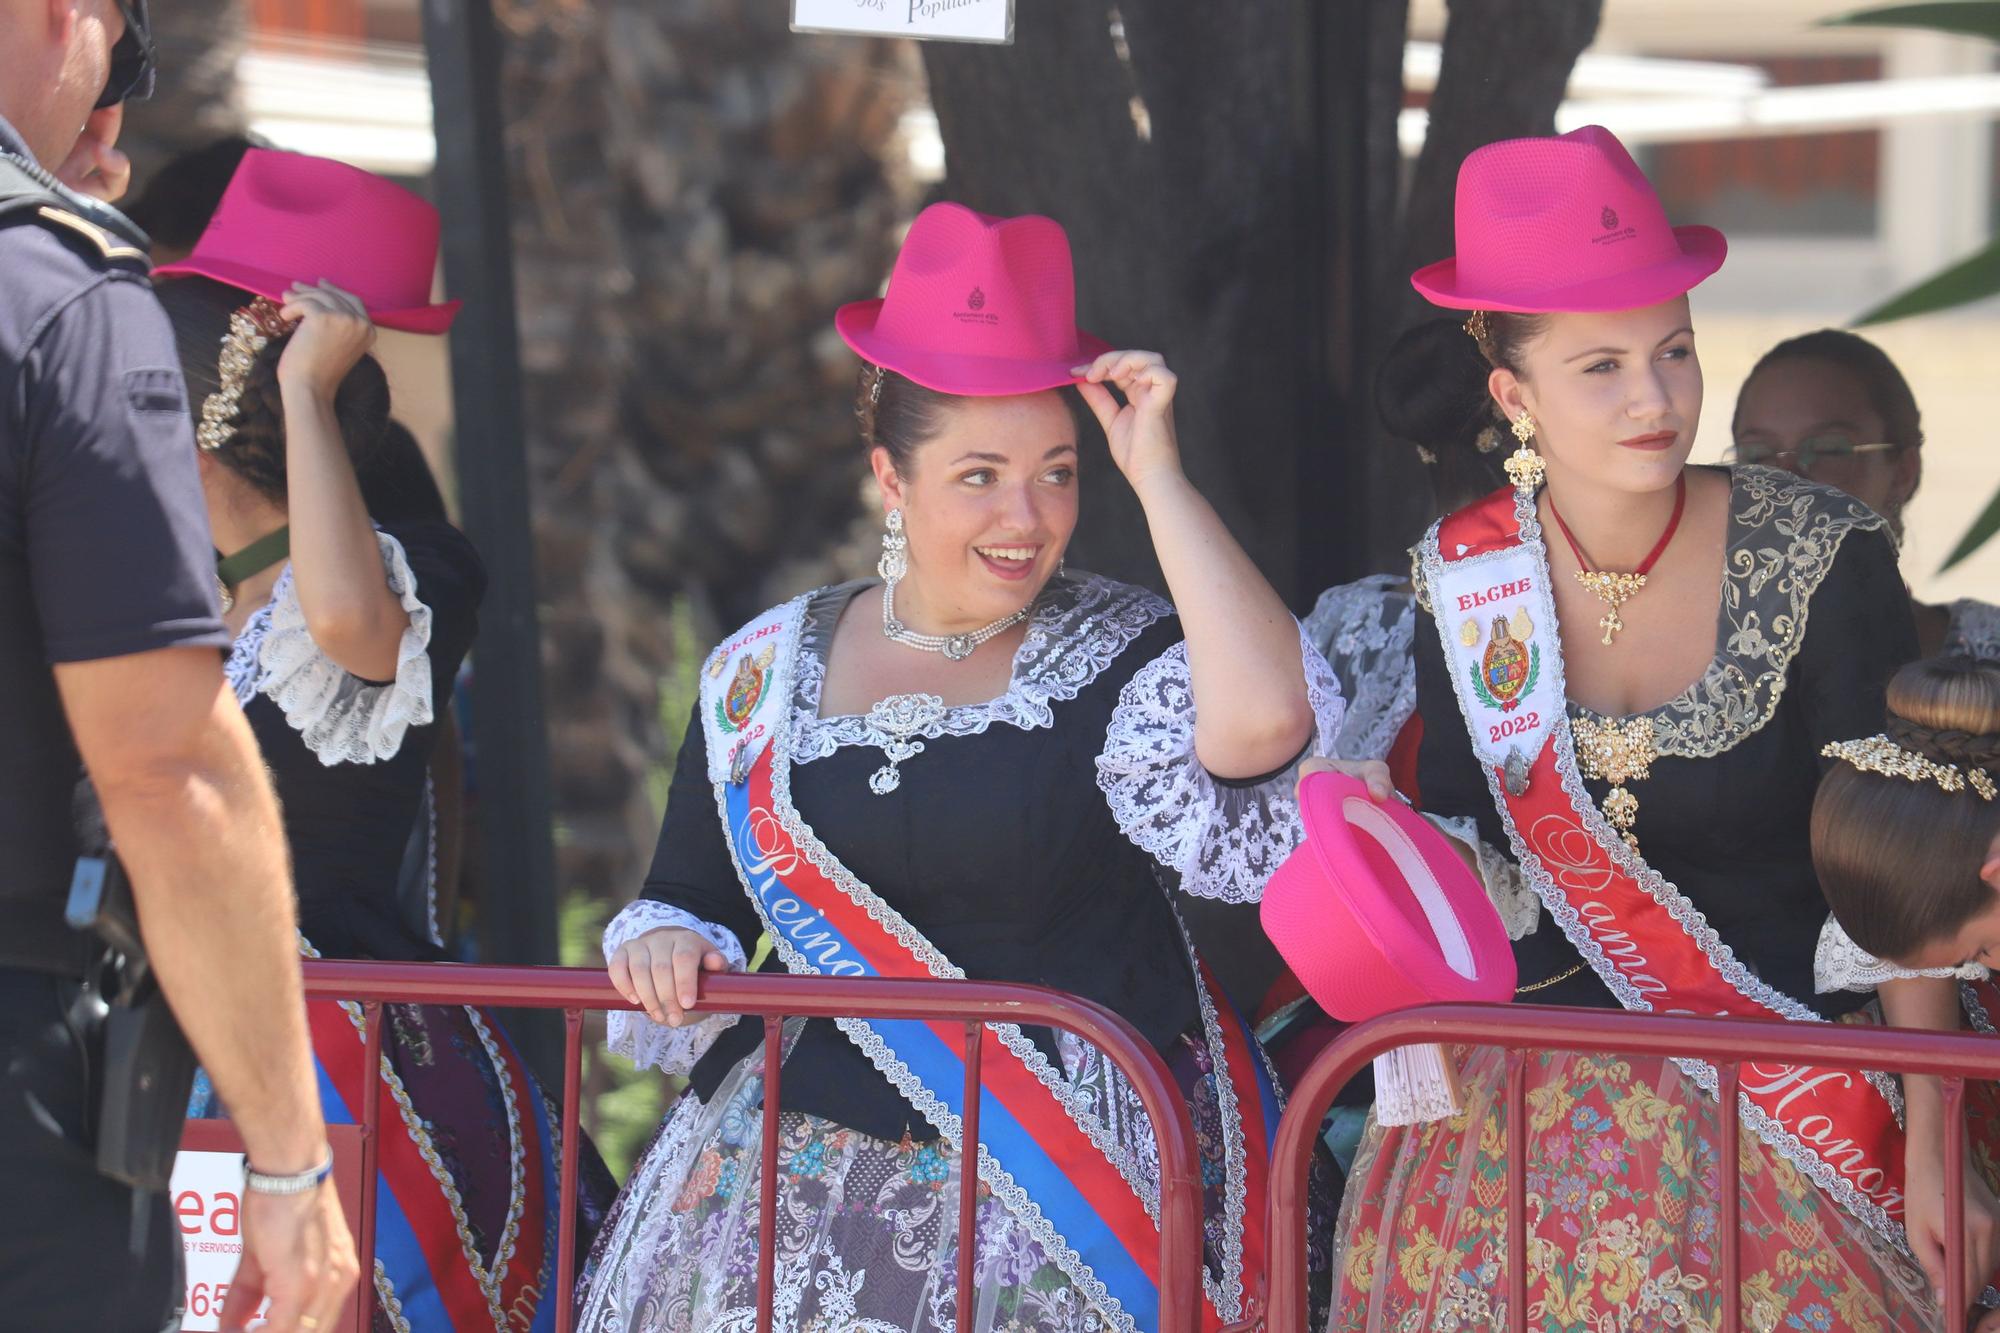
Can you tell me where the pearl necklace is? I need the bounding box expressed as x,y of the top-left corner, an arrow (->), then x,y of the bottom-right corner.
880,579 -> 1031,661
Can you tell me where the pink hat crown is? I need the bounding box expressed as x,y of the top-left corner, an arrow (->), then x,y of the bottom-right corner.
1412,125 -> 1726,314
836,201 -> 1109,396
155,149 -> 460,335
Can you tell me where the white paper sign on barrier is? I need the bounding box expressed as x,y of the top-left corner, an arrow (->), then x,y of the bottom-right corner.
172,1149 -> 260,1331
791,0 -> 1014,44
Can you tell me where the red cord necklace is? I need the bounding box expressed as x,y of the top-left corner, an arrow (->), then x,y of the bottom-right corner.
1545,473 -> 1687,646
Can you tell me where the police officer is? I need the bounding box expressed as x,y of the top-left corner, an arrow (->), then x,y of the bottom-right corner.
0,0 -> 358,1327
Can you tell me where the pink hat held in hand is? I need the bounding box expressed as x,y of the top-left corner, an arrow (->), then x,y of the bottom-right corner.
836,201 -> 1111,396
154,148 -> 461,335
1411,124 -> 1726,314
1261,771 -> 1516,1124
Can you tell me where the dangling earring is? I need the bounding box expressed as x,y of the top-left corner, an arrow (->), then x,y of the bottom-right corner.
1504,411 -> 1546,494
878,508 -> 908,585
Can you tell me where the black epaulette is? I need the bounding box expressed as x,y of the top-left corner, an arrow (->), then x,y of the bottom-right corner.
0,151 -> 151,274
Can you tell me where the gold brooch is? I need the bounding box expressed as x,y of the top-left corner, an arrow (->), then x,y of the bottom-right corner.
1572,715 -> 1658,850
1823,735 -> 1995,802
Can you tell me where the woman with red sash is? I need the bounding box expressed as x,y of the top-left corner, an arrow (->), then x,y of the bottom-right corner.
576,202 -> 1342,1332
1311,126 -> 2000,1330
154,150 -> 614,1330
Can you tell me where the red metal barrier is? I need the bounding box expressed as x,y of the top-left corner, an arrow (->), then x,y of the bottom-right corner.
298,960 -> 1206,1333
1265,1002 -> 2000,1333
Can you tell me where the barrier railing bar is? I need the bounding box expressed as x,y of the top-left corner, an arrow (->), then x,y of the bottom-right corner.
1716,1061 -> 1741,1333
757,1014 -> 783,1333
958,1022 -> 983,1330
297,961 -> 1203,1333
1948,1075 -> 1968,1333
555,1008 -> 583,1333
1266,1003 -> 2000,1333
357,999 -> 383,1318
1505,1049 -> 1526,1333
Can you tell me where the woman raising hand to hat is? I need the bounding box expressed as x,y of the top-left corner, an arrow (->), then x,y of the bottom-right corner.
585,202 -> 1343,1333
153,148 -> 614,1331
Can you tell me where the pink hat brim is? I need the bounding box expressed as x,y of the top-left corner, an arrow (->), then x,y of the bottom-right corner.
835,298 -> 1113,396
1260,772 -> 1516,1023
153,255 -> 462,335
1411,224 -> 1727,313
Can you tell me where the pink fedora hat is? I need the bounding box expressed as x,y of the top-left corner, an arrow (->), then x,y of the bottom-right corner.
154,149 -> 460,335
1261,772 -> 1515,1023
1411,124 -> 1726,314
1262,771 -> 1517,1124
836,201 -> 1111,396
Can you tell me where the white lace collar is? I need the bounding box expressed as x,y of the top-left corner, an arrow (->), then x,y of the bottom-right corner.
790,570 -> 1171,762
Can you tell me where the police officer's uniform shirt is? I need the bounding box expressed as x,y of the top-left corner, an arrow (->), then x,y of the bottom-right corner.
0,115 -> 228,973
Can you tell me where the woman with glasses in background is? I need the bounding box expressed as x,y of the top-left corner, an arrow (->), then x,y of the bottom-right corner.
1731,328 -> 1996,659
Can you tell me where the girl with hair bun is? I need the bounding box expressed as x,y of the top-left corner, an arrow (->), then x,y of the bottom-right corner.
1814,657 -> 2000,1330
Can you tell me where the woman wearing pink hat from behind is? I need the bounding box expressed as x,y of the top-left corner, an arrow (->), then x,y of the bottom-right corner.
1305,126 -> 2000,1330
150,148 -> 615,1330
579,201 -> 1344,1332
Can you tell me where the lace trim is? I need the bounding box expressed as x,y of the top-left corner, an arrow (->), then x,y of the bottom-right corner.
1304,574 -> 1417,763
1426,812 -> 1540,941
601,898 -> 748,1076
1094,622 -> 1344,903
1420,494 -> 1910,1252
1814,916 -> 1989,993
225,530 -> 435,766
790,572 -> 1170,760
1569,466 -> 1885,758
1946,599 -> 2000,661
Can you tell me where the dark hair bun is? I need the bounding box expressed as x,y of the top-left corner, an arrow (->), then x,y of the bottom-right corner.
156,275 -> 391,506
1885,656 -> 2000,769
1374,318 -> 1491,451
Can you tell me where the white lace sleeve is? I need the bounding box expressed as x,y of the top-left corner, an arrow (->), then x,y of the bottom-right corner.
1094,623 -> 1344,903
602,898 -> 748,1075
256,530 -> 433,766
1302,575 -> 1418,763
1426,813 -> 1540,940
1813,915 -> 1988,993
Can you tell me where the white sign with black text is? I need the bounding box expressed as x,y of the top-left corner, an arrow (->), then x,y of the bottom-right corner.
791,0 -> 1014,45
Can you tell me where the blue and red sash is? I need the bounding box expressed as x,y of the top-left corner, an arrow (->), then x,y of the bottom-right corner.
309,996 -> 556,1332
703,598 -> 1277,1331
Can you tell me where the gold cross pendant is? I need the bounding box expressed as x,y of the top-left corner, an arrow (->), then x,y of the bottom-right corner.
1574,571 -> 1646,646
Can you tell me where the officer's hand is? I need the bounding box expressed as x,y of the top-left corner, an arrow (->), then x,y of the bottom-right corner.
276,281 -> 378,404
219,1177 -> 358,1331
52,106 -> 131,203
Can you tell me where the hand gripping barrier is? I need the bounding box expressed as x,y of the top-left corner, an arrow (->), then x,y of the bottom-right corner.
1263,1002 -> 2000,1333
297,960 -> 1206,1333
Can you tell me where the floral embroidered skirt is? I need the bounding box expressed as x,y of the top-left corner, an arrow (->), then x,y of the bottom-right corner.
1323,1038 -> 2000,1333
193,1001 -> 617,1332
576,1032 -> 1337,1332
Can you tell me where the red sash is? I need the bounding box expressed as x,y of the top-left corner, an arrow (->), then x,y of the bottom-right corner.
1428,487 -> 1909,1240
